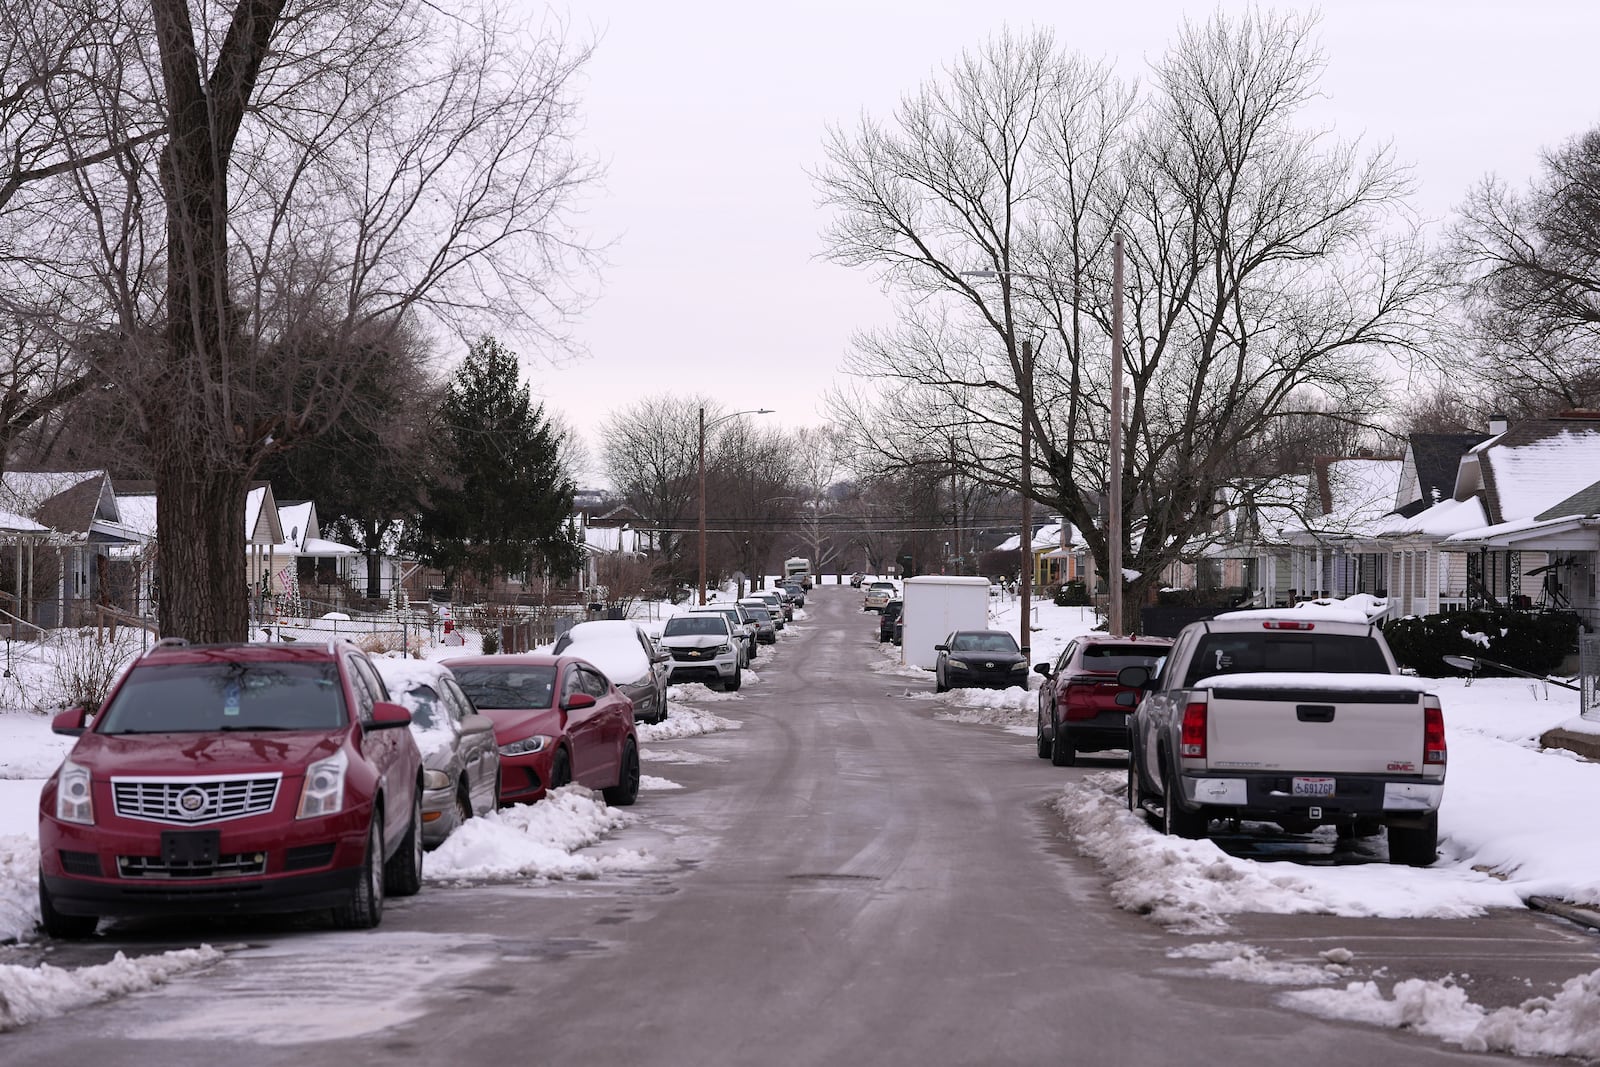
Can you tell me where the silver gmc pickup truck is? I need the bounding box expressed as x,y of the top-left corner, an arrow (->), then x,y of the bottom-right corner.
1119,610 -> 1446,866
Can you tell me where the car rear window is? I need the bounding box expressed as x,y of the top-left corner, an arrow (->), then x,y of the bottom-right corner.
1080,645 -> 1167,673
451,665 -> 557,709
97,661 -> 346,733
1184,633 -> 1390,686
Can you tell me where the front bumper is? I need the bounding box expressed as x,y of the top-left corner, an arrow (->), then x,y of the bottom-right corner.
665,658 -> 738,682
1180,771 -> 1444,822
38,810 -> 371,918
945,668 -> 1029,689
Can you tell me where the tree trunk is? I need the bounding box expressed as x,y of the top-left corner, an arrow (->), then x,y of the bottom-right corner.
155,469 -> 250,642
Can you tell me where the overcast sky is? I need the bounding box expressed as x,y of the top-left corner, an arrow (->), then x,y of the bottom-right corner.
511,0 -> 1600,481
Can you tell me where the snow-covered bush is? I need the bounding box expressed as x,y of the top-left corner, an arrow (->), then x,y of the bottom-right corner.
48,628 -> 144,712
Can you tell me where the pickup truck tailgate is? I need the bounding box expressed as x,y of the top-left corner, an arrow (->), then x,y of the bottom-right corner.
1194,672 -> 1431,774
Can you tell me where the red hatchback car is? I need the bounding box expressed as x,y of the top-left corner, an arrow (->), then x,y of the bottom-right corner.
38,640 -> 424,938
442,654 -> 640,808
1033,635 -> 1173,767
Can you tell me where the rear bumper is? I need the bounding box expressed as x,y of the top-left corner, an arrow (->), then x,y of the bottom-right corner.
1180,770 -> 1443,821
1058,715 -> 1132,750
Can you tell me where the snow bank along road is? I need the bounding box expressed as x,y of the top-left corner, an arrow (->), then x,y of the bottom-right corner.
3,586 -> 1598,1064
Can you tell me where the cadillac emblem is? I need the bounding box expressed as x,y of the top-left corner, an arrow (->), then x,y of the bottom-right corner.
177,788 -> 208,817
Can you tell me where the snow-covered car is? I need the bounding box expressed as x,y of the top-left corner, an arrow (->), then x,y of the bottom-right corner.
550,619 -> 670,724
373,658 -> 500,847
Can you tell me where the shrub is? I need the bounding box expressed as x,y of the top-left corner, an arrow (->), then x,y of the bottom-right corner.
1382,609 -> 1580,677
480,629 -> 500,655
49,628 -> 145,712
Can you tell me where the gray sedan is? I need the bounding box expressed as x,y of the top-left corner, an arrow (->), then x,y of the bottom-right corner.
375,658 -> 501,847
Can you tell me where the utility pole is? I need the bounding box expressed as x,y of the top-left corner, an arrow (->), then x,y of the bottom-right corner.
1109,235 -> 1125,635
1020,338 -> 1034,662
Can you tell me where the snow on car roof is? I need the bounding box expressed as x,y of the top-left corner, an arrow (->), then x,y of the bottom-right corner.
1191,671 -> 1433,692
558,624 -> 649,685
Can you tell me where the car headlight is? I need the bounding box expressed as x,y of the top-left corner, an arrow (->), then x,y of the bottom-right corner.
297,749 -> 349,819
55,760 -> 94,825
499,734 -> 551,757
422,769 -> 451,790
947,659 -> 971,670
1011,661 -> 1027,671
713,643 -> 730,655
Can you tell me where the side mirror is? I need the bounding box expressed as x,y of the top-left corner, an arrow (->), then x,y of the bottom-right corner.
1117,665 -> 1151,688
366,701 -> 413,730
1033,663 -> 1052,677
460,713 -> 496,735
934,644 -> 949,653
52,706 -> 89,736
563,692 -> 597,712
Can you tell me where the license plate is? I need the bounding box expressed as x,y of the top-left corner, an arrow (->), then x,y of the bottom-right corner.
1291,777 -> 1336,797
161,830 -> 221,867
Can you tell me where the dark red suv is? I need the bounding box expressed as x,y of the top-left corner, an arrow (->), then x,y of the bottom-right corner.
37,639 -> 424,937
1033,635 -> 1173,766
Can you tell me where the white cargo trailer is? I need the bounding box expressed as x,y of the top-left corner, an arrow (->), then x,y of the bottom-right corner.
901,576 -> 992,669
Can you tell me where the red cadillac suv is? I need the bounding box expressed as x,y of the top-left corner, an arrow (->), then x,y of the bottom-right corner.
37,639 -> 424,937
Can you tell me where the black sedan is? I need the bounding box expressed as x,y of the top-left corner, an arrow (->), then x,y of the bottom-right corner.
934,630 -> 1029,692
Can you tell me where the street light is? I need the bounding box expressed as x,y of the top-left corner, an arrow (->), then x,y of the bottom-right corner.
959,269 -> 1037,660
698,406 -> 773,605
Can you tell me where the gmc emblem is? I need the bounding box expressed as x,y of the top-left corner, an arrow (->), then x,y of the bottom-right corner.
1387,761 -> 1416,772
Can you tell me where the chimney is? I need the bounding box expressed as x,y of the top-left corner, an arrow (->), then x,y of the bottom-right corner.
1488,413 -> 1508,436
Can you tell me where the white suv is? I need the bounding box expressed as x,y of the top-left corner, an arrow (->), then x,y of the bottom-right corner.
659,612 -> 742,691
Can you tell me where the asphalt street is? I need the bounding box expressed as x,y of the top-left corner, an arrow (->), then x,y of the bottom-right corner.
5,585 -> 1597,1065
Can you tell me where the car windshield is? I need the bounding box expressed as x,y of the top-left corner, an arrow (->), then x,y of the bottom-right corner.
664,616 -> 727,636
451,665 -> 557,709
950,632 -> 1020,654
96,661 -> 346,734
1080,645 -> 1168,673
389,682 -> 445,729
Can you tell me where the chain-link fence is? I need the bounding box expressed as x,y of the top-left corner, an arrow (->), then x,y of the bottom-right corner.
1581,633 -> 1600,721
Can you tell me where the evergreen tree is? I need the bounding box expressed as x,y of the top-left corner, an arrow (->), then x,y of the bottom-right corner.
410,337 -> 583,588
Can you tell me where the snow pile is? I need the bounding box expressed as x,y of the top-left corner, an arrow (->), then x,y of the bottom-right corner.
639,747 -> 726,765
424,786 -> 659,882
0,946 -> 223,1031
1283,969 -> 1600,1059
1168,940 -> 1347,985
637,703 -> 741,742
666,682 -> 741,703
640,775 -> 682,791
933,685 -> 1034,727
1052,772 -> 1521,933
0,833 -> 40,943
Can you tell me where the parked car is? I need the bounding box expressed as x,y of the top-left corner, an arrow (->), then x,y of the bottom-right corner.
551,619 -> 671,724
38,640 -> 425,937
879,599 -> 904,643
863,581 -> 898,612
782,581 -> 806,607
656,612 -> 743,690
850,573 -> 865,588
736,600 -> 779,644
751,590 -> 790,625
1033,635 -> 1173,767
934,630 -> 1029,692
686,603 -> 758,665
443,653 -> 641,809
373,658 -> 501,847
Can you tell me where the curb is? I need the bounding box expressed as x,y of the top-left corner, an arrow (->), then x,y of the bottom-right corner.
1538,727 -> 1600,762
1528,895 -> 1600,932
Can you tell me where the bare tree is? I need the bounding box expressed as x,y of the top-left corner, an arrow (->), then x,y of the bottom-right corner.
705,420 -> 800,588
1444,127 -> 1600,416
819,13 -> 1438,625
598,394 -> 706,577
20,0 -> 601,641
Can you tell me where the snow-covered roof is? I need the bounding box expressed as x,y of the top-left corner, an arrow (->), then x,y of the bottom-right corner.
1370,495 -> 1488,539
0,506 -> 48,534
0,470 -> 99,516
1282,459 -> 1403,541
1483,428 -> 1600,521
995,521 -> 1082,554
113,493 -> 158,540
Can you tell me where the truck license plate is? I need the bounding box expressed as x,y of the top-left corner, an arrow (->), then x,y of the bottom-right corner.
1292,777 -> 1336,797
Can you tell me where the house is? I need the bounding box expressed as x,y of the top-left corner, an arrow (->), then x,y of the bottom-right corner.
0,470 -> 140,627
273,501 -> 362,607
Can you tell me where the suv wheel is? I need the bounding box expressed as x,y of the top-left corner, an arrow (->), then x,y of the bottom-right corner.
723,666 -> 742,692
384,792 -> 423,896
1035,711 -> 1052,759
38,875 -> 97,939
1050,717 -> 1076,767
332,818 -> 385,929
1161,768 -> 1207,840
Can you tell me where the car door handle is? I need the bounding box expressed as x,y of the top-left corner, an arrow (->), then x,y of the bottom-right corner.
1296,705 -> 1335,723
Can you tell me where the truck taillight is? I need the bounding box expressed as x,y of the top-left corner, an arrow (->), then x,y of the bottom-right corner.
1180,701 -> 1207,758
1423,697 -> 1446,765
